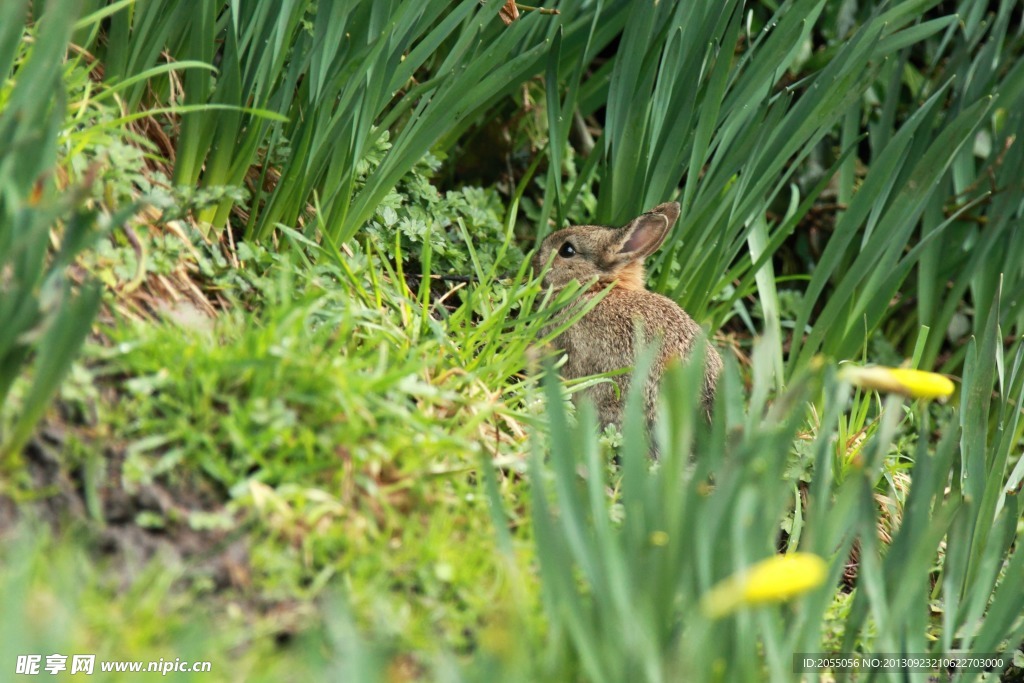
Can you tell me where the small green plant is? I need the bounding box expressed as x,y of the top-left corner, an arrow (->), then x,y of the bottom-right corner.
360,135 -> 522,276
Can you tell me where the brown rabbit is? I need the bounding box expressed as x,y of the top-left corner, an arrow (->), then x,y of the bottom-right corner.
532,202 -> 722,429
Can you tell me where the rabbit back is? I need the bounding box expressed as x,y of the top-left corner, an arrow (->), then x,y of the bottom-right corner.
556,287 -> 721,428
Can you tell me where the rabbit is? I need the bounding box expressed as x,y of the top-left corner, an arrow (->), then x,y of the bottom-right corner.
532,201 -> 722,430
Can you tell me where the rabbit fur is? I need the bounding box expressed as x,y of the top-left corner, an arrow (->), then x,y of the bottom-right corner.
533,202 -> 722,429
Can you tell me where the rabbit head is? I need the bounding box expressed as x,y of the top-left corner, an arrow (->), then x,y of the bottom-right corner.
532,202 -> 680,291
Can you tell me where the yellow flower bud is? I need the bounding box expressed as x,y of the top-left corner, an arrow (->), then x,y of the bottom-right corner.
650,530 -> 669,547
838,365 -> 955,401
701,552 -> 828,619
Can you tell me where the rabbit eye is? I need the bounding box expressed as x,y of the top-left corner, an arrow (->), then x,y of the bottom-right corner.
558,242 -> 576,258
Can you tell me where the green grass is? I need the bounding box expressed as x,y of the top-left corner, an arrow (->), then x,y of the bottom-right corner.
2,0 -> 1024,681
0,1 -> 104,461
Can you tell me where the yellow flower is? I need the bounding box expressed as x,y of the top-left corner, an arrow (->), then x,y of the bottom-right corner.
838,365 -> 955,401
700,552 -> 827,619
650,530 -> 669,546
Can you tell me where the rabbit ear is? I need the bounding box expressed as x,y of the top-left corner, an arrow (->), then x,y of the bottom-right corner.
615,202 -> 679,260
